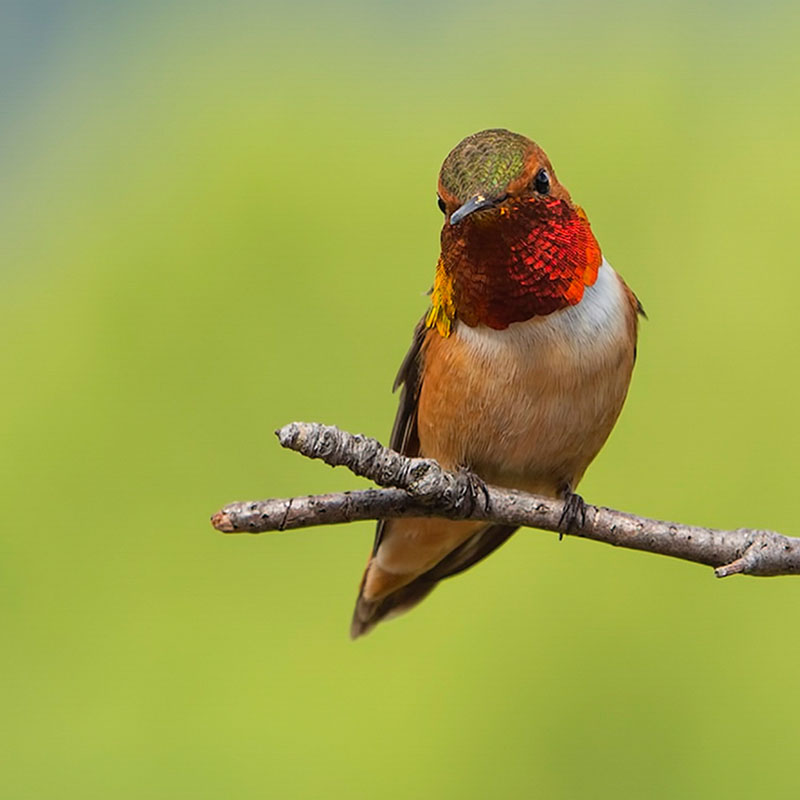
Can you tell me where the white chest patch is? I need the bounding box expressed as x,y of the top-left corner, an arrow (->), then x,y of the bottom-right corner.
454,259 -> 629,367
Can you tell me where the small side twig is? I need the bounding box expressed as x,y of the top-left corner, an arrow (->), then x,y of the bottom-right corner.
211,422 -> 800,579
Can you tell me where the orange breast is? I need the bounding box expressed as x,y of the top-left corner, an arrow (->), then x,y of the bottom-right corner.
366,261 -> 639,602
417,261 -> 637,495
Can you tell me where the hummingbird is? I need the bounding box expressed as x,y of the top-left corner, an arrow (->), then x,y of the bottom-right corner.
351,128 -> 642,638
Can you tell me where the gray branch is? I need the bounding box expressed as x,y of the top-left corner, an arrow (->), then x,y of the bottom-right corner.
211,422 -> 800,579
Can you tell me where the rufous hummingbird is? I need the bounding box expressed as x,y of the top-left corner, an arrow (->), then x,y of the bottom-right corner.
351,129 -> 642,638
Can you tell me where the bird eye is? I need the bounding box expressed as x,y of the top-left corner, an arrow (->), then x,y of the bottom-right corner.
533,168 -> 550,195
437,195 -> 447,214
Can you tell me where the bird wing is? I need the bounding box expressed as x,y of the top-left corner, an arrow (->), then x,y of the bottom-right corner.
351,316 -> 517,638
371,315 -> 427,554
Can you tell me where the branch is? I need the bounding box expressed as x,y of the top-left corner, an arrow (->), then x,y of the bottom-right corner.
211,422 -> 800,579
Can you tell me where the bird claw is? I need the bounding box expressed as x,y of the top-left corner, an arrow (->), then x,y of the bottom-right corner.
558,491 -> 587,539
457,467 -> 490,516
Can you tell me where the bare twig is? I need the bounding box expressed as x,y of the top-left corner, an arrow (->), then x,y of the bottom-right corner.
211,422 -> 800,579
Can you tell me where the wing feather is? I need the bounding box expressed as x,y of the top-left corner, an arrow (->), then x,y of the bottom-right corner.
352,316 -> 518,637
371,315 -> 427,554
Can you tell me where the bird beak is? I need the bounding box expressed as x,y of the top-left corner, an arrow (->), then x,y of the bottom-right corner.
449,194 -> 500,226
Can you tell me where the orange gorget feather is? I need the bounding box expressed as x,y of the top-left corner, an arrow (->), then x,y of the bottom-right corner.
428,197 -> 602,332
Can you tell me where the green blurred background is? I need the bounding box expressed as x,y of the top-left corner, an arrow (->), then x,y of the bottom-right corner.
3,1 -> 800,797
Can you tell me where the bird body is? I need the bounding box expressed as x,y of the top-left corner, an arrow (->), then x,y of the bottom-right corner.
351,129 -> 642,637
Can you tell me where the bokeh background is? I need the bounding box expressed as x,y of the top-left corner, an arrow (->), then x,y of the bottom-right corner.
3,1 -> 800,797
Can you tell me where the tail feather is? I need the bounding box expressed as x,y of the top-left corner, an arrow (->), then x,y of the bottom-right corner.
350,523 -> 518,639
350,579 -> 438,639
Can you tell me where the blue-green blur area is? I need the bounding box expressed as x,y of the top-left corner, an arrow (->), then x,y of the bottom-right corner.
3,1 -> 800,797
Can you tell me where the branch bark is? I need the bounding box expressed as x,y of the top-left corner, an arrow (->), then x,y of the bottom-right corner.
211,422 -> 800,579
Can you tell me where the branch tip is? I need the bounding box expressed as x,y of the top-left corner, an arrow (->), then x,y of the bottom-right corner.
211,510 -> 236,533
715,559 -> 746,578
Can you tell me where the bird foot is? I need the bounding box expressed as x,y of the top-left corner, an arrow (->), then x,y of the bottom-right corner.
457,467 -> 491,516
558,491 -> 587,540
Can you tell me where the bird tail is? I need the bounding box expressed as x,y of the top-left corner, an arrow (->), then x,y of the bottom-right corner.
350,523 -> 518,639
350,577 -> 438,639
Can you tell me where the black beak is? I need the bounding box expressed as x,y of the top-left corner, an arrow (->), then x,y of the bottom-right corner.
449,194 -> 502,225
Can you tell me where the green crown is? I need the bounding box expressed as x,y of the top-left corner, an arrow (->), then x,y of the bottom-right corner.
439,129 -> 532,202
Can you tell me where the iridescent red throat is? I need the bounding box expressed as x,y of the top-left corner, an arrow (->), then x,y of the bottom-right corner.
437,197 -> 602,330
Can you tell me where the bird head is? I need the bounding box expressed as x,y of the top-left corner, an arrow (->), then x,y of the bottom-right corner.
437,128 -> 571,226
428,129 -> 602,333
